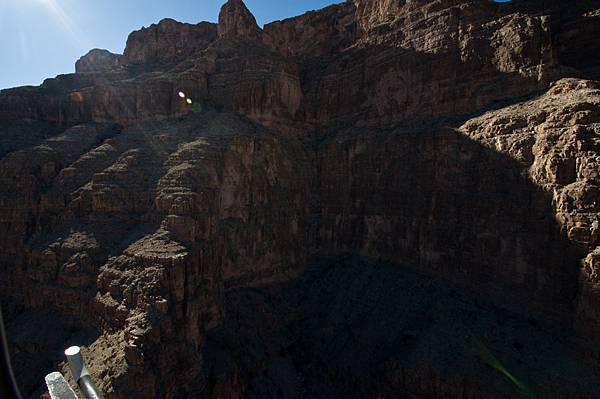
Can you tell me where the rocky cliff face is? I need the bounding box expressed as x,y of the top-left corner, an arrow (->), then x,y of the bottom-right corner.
218,0 -> 263,41
1,0 -> 600,398
123,19 -> 218,70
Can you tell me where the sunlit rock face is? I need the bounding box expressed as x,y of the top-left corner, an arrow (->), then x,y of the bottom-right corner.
1,0 -> 600,398
76,49 -> 122,74
123,19 -> 218,69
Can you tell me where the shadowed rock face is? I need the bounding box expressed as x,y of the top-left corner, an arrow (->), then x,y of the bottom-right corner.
218,0 -> 262,41
1,0 -> 600,398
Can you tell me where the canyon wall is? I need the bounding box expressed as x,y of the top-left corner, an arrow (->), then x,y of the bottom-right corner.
1,0 -> 600,398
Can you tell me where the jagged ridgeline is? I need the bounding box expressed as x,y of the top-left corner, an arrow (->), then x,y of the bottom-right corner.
1,0 -> 600,398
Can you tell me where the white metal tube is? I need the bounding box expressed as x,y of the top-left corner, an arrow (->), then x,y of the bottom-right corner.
64,346 -> 104,399
65,346 -> 89,381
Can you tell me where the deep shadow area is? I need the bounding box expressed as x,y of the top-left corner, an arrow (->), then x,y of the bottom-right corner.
2,303 -> 99,398
313,125 -> 581,322
0,119 -> 63,159
0,101 -> 595,398
199,120 -> 595,398
205,256 -> 599,399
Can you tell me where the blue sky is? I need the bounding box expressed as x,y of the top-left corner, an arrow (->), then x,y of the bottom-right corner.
0,0 -> 341,89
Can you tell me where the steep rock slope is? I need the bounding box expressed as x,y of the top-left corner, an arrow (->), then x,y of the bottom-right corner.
1,0 -> 600,398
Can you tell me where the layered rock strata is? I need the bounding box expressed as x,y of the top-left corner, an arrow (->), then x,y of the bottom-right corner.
1,0 -> 600,398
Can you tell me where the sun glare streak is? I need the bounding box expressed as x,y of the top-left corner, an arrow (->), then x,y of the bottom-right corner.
18,30 -> 30,60
37,0 -> 93,50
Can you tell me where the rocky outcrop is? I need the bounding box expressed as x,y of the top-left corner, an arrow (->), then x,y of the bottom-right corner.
207,40 -> 303,135
75,49 -> 122,74
1,0 -> 600,398
218,0 -> 262,42
0,112 -> 313,397
123,19 -> 217,69
460,78 -> 600,333
2,0 -> 596,132
263,3 -> 356,58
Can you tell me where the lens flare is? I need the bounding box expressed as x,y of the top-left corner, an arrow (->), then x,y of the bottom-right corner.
466,335 -> 538,398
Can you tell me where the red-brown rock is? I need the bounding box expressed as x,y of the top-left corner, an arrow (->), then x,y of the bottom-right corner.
123,18 -> 217,69
1,0 -> 600,398
76,49 -> 122,74
218,0 -> 262,42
